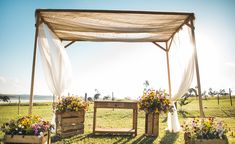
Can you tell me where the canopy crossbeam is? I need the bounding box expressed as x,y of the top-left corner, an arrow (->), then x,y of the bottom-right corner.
65,41 -> 76,48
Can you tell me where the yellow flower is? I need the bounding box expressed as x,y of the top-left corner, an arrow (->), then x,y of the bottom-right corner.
155,108 -> 159,113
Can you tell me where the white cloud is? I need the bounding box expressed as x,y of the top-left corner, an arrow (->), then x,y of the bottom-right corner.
0,76 -> 27,94
0,76 -> 6,83
225,62 -> 235,67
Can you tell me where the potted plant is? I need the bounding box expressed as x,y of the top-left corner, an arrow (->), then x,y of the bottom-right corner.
138,89 -> 172,137
182,117 -> 228,144
55,96 -> 89,138
1,115 -> 52,144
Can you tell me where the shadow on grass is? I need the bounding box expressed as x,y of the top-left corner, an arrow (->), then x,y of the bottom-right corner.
51,133 -> 134,144
51,134 -> 87,143
87,133 -> 133,144
220,108 -> 235,117
159,131 -> 179,144
51,131 -> 179,144
132,134 -> 157,144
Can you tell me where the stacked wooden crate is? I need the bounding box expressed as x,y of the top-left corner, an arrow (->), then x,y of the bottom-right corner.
56,110 -> 85,138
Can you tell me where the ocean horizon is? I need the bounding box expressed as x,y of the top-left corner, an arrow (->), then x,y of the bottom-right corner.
0,94 -> 54,103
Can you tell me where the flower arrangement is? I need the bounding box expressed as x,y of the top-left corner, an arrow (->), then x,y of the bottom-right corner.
1,115 -> 51,136
182,117 -> 228,140
138,89 -> 171,114
56,96 -> 89,112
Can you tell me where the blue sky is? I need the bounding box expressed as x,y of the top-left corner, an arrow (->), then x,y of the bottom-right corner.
0,0 -> 235,98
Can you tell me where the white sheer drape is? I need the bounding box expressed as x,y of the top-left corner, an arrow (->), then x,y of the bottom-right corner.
167,25 -> 195,132
38,23 -> 72,99
38,23 -> 72,126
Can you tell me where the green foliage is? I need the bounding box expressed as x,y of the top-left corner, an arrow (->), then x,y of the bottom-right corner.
178,89 -> 193,110
178,95 -> 192,110
56,96 -> 89,112
0,95 -> 10,102
94,93 -> 100,100
94,89 -> 101,100
103,95 -> 111,100
87,97 -> 93,102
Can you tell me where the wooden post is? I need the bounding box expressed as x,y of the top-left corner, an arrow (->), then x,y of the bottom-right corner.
93,106 -> 97,134
85,93 -> 87,102
135,109 -> 138,136
48,129 -> 51,144
112,92 -> 114,111
132,109 -> 135,130
190,19 -> 205,118
18,95 -> 21,115
112,92 -> 114,101
166,50 -> 172,98
229,88 -> 233,106
145,113 -> 148,134
132,109 -> 138,136
29,14 -> 40,115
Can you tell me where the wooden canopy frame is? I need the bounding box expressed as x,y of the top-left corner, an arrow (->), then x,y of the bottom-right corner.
29,9 -> 204,117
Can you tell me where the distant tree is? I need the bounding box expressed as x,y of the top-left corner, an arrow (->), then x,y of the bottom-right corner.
94,89 -> 101,101
208,88 -> 217,97
217,89 -> 227,105
103,95 -> 111,100
94,93 -> 100,100
0,95 -> 10,102
143,80 -> 149,91
88,97 -> 93,102
219,89 -> 227,96
188,87 -> 198,99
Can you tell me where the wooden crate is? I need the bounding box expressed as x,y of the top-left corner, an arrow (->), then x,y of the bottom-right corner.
3,132 -> 50,144
145,113 -> 159,137
185,139 -> 227,144
56,110 -> 85,138
184,133 -> 227,144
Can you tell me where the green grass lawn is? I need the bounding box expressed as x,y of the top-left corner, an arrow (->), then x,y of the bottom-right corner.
0,97 -> 235,144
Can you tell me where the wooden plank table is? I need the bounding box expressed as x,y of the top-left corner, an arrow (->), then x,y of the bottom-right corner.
93,101 -> 138,136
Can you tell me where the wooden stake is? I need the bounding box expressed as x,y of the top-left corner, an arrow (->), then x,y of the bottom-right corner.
18,95 -> 21,115
85,93 -> 87,102
229,88 -> 232,106
93,106 -> 97,134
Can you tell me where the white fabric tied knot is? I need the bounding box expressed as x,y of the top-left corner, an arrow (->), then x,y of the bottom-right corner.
167,103 -> 181,132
